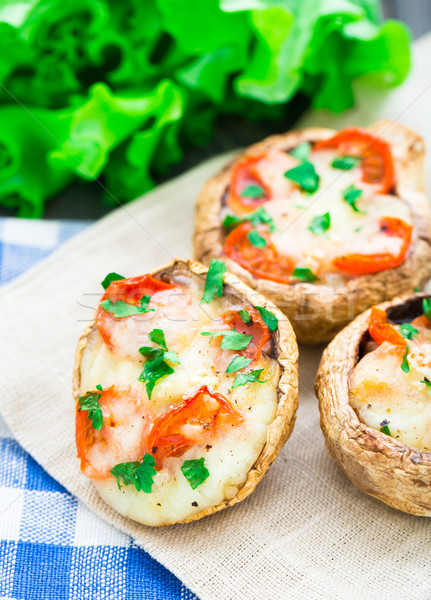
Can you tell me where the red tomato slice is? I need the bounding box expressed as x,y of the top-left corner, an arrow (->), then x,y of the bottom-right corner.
333,217 -> 412,275
368,306 -> 406,347
228,154 -> 271,214
96,274 -> 175,347
314,127 -> 395,194
146,385 -> 242,470
222,308 -> 270,362
224,222 -> 294,284
76,385 -> 146,480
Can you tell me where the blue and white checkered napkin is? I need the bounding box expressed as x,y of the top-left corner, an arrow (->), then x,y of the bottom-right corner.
0,217 -> 198,600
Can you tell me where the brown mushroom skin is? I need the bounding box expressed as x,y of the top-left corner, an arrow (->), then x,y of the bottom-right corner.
315,294 -> 431,516
194,120 -> 431,345
73,258 -> 299,525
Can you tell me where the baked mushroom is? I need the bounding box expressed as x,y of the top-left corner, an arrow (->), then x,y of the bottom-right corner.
194,120 -> 431,344
73,258 -> 298,526
315,294 -> 431,516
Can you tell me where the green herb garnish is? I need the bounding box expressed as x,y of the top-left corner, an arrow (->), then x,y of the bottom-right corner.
289,142 -> 311,161
284,161 -> 320,193
78,385 -> 103,430
232,369 -> 265,388
149,328 -> 168,350
240,184 -> 265,199
332,155 -> 361,170
181,458 -> 210,490
238,309 -> 251,324
291,267 -> 318,282
399,323 -> 419,340
248,229 -> 267,248
201,330 -> 252,350
101,295 -> 154,317
256,306 -> 278,331
342,185 -> 363,213
308,212 -> 330,237
139,329 -> 180,398
380,424 -> 391,436
201,259 -> 226,304
423,298 -> 431,321
101,272 -> 125,290
401,344 -> 410,373
110,453 -> 156,493
222,207 -> 276,233
226,356 -> 252,374
421,378 -> 431,388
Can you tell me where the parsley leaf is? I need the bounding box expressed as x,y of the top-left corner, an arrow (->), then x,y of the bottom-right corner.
238,309 -> 251,324
223,207 -> 276,233
101,272 -> 125,290
401,345 -> 410,373
110,453 -> 156,493
226,355 -> 252,373
332,156 -> 361,170
289,142 -> 311,161
181,458 -> 210,489
240,184 -> 265,199
423,298 -> 431,321
380,424 -> 392,436
149,328 -> 167,350
308,212 -> 331,237
256,306 -> 278,331
342,185 -> 363,213
291,267 -> 318,282
232,369 -> 265,388
399,323 -> 419,340
421,377 -> 431,388
101,295 -> 154,317
248,229 -> 267,248
284,161 -> 319,193
201,329 -> 252,350
201,259 -> 226,304
78,385 -> 103,430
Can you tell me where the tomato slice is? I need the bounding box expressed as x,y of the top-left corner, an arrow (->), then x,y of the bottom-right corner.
222,308 -> 270,362
333,217 -> 412,275
314,127 -> 394,194
224,222 -> 294,284
228,154 -> 271,214
368,306 -> 406,347
76,385 -> 146,479
146,385 -> 242,470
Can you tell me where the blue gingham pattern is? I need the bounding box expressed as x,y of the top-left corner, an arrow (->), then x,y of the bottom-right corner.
0,218 -> 198,600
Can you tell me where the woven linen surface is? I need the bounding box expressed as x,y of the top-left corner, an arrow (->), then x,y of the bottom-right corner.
0,145 -> 430,600
0,218 -> 198,600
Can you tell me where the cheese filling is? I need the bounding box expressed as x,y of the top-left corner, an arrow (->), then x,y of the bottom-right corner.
78,271 -> 280,526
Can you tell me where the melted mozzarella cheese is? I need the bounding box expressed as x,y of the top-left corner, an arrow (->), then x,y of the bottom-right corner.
78,273 -> 280,525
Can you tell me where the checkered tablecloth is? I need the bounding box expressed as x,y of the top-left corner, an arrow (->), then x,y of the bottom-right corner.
0,218 -> 198,600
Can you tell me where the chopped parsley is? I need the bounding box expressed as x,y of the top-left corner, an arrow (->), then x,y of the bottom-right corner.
256,306 -> 278,331
101,272 -> 125,290
291,267 -> 318,282
248,229 -> 267,248
308,212 -> 330,237
401,345 -> 410,373
139,329 -> 180,398
201,259 -> 226,304
110,453 -> 156,493
284,161 -> 320,193
222,207 -> 276,233
232,369 -> 265,388
226,356 -> 252,374
421,377 -> 431,388
78,385 -> 103,430
423,298 -> 431,321
342,185 -> 363,213
289,142 -> 311,162
332,155 -> 361,170
399,323 -> 419,340
238,309 -> 251,324
380,424 -> 392,436
101,295 -> 154,317
181,458 -> 210,489
240,184 -> 265,199
201,329 -> 252,350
